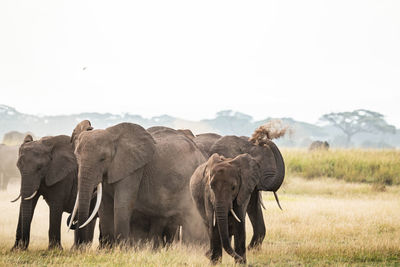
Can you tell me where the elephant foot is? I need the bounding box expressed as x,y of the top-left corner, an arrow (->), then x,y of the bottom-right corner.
210,257 -> 222,265
248,242 -> 262,251
48,243 -> 63,250
234,255 -> 246,265
205,249 -> 212,258
71,242 -> 91,251
209,252 -> 222,265
11,240 -> 29,251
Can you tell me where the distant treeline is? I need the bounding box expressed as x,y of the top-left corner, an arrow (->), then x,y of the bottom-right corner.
1,105 -> 399,148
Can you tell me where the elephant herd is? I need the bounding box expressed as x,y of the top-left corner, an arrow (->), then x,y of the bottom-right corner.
8,120 -> 285,264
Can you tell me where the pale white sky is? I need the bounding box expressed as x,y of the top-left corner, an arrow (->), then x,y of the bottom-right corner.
1,1 -> 400,126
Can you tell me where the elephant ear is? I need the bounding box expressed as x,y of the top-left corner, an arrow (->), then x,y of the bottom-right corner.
43,136 -> 77,187
107,123 -> 156,184
71,120 -> 93,149
231,153 -> 261,206
23,134 -> 33,144
206,153 -> 224,183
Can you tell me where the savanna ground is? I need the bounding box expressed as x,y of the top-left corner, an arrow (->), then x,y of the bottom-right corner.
0,149 -> 400,266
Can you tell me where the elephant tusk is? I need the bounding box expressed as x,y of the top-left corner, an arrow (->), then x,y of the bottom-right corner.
79,183 -> 102,229
230,209 -> 241,223
24,190 -> 37,200
10,193 -> 21,203
259,191 -> 266,210
68,192 -> 79,231
273,191 -> 283,210
260,200 -> 266,210
213,211 -> 216,227
179,225 -> 182,245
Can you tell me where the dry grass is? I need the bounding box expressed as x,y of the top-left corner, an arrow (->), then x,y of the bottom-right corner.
1,178 -> 399,266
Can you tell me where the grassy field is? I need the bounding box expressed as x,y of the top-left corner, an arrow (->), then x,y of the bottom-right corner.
283,148 -> 400,185
1,175 -> 399,266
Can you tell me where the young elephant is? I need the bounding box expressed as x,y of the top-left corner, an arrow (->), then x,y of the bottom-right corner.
190,153 -> 261,264
12,134 -> 96,250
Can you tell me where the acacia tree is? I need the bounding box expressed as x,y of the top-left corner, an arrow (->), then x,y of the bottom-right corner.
320,109 -> 396,147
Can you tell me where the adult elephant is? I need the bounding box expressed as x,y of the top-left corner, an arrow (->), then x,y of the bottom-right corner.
193,133 -> 222,157
12,135 -> 96,250
70,122 -> 207,247
0,144 -> 19,191
309,140 -> 329,151
208,126 -> 285,249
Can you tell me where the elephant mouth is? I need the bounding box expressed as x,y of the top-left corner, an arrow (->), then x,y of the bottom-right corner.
67,185 -> 101,230
66,214 -> 78,230
23,190 -> 38,200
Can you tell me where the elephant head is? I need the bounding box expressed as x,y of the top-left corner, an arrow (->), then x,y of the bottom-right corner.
70,121 -> 156,241
71,120 -> 93,149
210,136 -> 285,208
13,135 -> 77,249
205,153 -> 260,262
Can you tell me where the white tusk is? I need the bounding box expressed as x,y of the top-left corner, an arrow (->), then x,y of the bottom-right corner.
79,183 -> 102,229
213,211 -> 216,227
259,192 -> 266,210
179,225 -> 182,245
230,209 -> 241,223
68,192 -> 79,231
24,190 -> 37,200
11,194 -> 21,203
260,200 -> 266,210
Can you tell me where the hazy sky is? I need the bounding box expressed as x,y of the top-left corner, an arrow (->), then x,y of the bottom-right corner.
1,1 -> 400,126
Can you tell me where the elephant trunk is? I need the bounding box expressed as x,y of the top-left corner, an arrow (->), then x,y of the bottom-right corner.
76,169 -> 96,245
14,199 -> 34,249
259,140 -> 285,192
20,174 -> 39,200
215,203 -> 242,261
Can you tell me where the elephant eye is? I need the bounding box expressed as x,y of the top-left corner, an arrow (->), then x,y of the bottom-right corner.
231,185 -> 235,191
99,157 -> 106,162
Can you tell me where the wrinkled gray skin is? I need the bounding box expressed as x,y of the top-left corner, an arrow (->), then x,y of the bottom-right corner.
12,135 -> 96,250
193,133 -> 222,157
177,129 -> 195,140
0,144 -> 19,191
190,153 -> 262,264
309,140 -> 330,151
72,122 -> 207,247
209,136 -> 285,248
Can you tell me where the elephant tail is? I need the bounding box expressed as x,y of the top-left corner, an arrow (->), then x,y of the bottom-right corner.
249,120 -> 290,146
273,192 -> 282,210
260,191 -> 282,210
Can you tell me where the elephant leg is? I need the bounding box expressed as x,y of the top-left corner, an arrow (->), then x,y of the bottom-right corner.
163,222 -> 178,247
130,215 -> 150,247
86,219 -> 97,243
247,190 -> 266,250
48,203 -> 63,249
149,218 -> 167,250
209,224 -> 222,264
113,169 -> 142,246
233,219 -> 246,263
98,188 -> 114,248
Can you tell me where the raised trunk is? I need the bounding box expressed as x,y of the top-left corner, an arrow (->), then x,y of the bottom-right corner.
258,140 -> 285,192
215,204 -> 241,261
